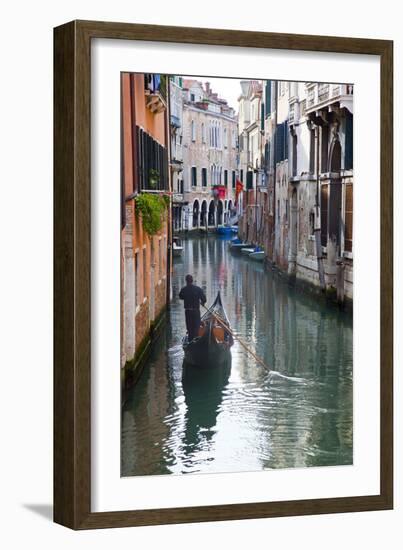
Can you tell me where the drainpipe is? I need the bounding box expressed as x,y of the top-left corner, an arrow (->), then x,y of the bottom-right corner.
272,82 -> 278,263
165,75 -> 173,303
314,123 -> 326,290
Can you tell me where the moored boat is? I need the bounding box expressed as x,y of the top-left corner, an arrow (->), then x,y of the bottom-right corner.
216,225 -> 233,235
229,241 -> 251,252
172,237 -> 183,257
241,247 -> 255,256
182,292 -> 233,368
249,250 -> 265,261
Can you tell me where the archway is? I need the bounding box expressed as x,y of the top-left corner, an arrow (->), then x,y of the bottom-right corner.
217,200 -> 224,225
228,200 -> 233,223
290,188 -> 298,272
208,201 -> 215,226
192,200 -> 200,228
329,139 -> 341,173
200,200 -> 207,228
328,139 -> 342,249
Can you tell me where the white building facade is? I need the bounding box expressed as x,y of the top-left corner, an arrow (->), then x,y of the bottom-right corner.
180,80 -> 238,231
169,76 -> 186,232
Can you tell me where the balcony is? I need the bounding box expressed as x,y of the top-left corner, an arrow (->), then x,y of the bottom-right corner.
170,159 -> 183,173
145,74 -> 167,114
288,100 -> 299,125
305,83 -> 353,115
171,114 -> 181,128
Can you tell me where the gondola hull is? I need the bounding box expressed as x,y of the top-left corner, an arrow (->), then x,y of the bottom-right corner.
183,332 -> 231,368
182,291 -> 233,368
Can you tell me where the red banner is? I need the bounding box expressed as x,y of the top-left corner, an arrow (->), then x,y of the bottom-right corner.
235,179 -> 244,205
212,185 -> 226,199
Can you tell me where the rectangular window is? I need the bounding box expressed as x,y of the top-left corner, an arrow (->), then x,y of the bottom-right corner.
159,239 -> 162,281
345,113 -> 353,170
191,166 -> 197,187
143,248 -> 147,300
321,125 -> 329,173
309,128 -> 315,174
135,126 -> 168,191
344,183 -> 353,252
163,236 -> 166,276
320,184 -> 329,247
134,251 -> 140,305
224,170 -> 228,187
232,171 -> 236,189
265,80 -> 272,118
246,171 -> 253,190
202,168 -> 207,187
275,121 -> 288,163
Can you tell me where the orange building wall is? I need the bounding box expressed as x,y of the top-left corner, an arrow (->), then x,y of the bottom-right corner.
133,74 -> 167,146
121,72 -> 170,368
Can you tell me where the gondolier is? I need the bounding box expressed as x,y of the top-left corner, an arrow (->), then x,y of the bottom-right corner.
179,275 -> 207,341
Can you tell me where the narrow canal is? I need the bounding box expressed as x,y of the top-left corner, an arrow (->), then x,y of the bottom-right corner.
121,235 -> 353,477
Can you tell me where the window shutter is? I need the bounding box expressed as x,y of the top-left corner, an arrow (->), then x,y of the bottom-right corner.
320,184 -> 329,247
345,113 -> 353,170
265,80 -> 271,117
246,171 -> 253,190
344,183 -> 353,252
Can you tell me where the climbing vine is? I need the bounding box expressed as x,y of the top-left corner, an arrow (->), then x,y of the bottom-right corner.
135,193 -> 170,236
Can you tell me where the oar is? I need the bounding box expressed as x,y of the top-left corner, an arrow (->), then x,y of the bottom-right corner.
201,303 -> 271,372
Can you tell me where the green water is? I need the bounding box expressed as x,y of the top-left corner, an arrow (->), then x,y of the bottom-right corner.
121,235 -> 353,476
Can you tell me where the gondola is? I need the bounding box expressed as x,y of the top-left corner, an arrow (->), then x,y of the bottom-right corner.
182,291 -> 234,367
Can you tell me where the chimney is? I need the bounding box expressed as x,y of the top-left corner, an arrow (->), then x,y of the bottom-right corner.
205,82 -> 211,96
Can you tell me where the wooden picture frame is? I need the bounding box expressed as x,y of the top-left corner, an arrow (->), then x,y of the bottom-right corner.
54,20 -> 393,530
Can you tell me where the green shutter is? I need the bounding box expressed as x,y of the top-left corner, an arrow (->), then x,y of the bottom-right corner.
345,113 -> 353,170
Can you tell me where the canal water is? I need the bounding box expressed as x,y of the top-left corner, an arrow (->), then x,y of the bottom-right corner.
121,235 -> 353,477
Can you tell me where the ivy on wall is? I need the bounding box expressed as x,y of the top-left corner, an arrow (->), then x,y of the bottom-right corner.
135,193 -> 170,235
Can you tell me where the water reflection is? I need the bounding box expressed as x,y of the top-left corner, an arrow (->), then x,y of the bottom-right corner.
121,235 -> 353,476
181,359 -> 231,468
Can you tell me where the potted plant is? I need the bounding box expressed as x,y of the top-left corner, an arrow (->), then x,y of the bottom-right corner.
148,169 -> 160,189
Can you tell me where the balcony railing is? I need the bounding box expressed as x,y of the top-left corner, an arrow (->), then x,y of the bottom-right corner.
300,99 -> 306,117
318,83 -> 329,102
289,100 -> 300,124
305,83 -> 354,112
289,102 -> 295,124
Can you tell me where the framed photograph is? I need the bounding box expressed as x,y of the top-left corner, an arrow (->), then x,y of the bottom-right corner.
54,20 -> 393,529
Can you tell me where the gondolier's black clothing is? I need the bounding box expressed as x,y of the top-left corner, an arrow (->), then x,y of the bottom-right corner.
179,284 -> 206,341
